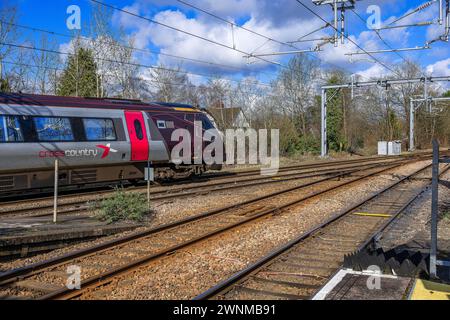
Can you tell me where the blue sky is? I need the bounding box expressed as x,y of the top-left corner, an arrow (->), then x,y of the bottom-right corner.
4,0 -> 450,85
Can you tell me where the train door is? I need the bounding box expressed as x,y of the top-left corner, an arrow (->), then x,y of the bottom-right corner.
125,111 -> 149,161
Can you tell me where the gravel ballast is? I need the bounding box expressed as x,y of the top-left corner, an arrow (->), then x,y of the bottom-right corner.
75,160 -> 433,299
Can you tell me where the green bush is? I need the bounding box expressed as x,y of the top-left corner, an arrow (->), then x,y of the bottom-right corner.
443,211 -> 450,221
94,188 -> 150,223
295,135 -> 320,154
283,134 -> 320,156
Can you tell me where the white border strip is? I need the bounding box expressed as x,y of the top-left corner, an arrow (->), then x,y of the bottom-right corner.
312,268 -> 398,300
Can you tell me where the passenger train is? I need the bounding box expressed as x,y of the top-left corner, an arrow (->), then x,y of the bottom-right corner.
0,93 -> 223,195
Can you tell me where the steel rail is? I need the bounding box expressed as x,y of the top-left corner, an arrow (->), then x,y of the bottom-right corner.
0,166 -> 361,218
29,160 -> 418,299
0,157 -> 414,218
309,163 -> 450,299
351,163 -> 450,252
0,161 -> 397,287
193,163 -> 446,300
0,167 -> 365,218
0,154 -> 408,204
217,153 -> 421,177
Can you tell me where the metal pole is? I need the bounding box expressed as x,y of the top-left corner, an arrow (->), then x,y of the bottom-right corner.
231,24 -> 236,50
147,178 -> 150,211
147,161 -> 151,211
439,0 -> 444,25
334,0 -> 338,47
351,74 -> 354,99
409,99 -> 415,151
430,139 -> 439,278
340,6 -> 345,45
321,88 -> 328,157
446,0 -> 450,40
424,77 -> 429,112
53,159 -> 59,223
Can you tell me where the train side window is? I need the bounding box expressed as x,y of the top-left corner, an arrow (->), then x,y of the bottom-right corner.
157,120 -> 166,129
166,121 -> 174,129
18,116 -> 36,142
33,117 -> 74,142
0,116 -> 24,142
83,118 -> 116,141
0,117 -> 4,141
134,119 -> 144,140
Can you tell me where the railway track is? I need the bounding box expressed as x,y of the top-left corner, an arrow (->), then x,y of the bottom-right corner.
0,156 -> 419,218
1,154 -> 432,208
193,163 -> 450,300
0,154 -> 408,204
0,157 -> 421,299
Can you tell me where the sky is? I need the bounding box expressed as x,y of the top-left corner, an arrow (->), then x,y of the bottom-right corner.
4,0 -> 450,88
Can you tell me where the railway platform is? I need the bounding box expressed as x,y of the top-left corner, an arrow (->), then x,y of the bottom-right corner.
0,214 -> 141,261
314,233 -> 450,300
409,279 -> 450,300
314,268 -> 450,300
315,270 -> 412,300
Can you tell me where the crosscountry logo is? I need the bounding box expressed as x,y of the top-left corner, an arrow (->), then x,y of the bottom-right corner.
97,144 -> 118,159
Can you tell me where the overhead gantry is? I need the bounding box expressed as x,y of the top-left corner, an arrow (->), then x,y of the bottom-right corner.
320,76 -> 450,157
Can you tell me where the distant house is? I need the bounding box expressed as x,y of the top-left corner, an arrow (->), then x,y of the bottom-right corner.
205,107 -> 250,130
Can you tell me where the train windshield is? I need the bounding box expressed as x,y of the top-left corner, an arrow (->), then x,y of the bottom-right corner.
0,116 -> 24,142
198,115 -> 214,130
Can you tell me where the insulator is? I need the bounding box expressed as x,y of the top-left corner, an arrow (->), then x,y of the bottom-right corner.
417,1 -> 435,11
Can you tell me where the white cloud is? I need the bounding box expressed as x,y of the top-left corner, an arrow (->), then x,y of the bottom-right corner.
426,58 -> 450,91
427,58 -> 450,76
123,8 -> 327,73
107,0 -> 445,81
356,64 -> 387,80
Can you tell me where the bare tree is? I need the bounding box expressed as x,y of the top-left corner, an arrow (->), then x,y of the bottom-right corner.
0,6 -> 18,80
7,46 -> 32,92
199,78 -> 231,108
232,77 -> 264,127
31,34 -> 59,94
145,65 -> 194,103
391,60 -> 424,145
275,54 -> 320,136
107,36 -> 140,99
87,3 -> 140,98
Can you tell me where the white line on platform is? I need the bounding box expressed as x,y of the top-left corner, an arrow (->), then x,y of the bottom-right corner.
312,268 -> 398,300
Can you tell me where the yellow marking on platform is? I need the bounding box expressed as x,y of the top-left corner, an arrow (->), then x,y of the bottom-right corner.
271,177 -> 282,180
174,107 -> 197,112
410,279 -> 450,300
352,212 -> 392,218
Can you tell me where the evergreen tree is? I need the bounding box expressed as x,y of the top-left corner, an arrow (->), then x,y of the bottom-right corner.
326,72 -> 347,152
386,108 -> 402,140
0,78 -> 10,93
57,47 -> 100,97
